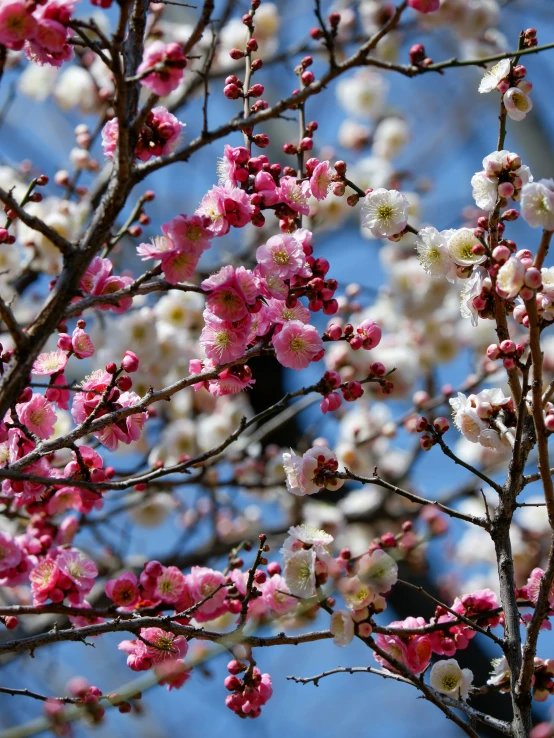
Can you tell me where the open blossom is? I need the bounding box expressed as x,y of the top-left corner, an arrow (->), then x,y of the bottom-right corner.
478,59 -> 511,93
521,180 -> 554,230
25,0 -> 76,68
330,610 -> 355,647
357,549 -> 398,594
260,575 -> 297,616
430,660 -> 473,701
32,350 -> 68,375
266,298 -> 310,326
496,256 -> 525,300
471,171 -> 499,212
154,566 -> 186,603
120,628 -> 188,671
309,161 -> 333,201
199,312 -> 250,364
460,266 -> 490,326
272,320 -> 323,369
340,575 -> 375,610
362,188 -> 409,238
450,389 -> 513,450
374,617 -> 433,674
16,393 -> 57,439
277,175 -> 310,215
416,227 -> 456,281
521,568 -> 554,608
282,548 -> 316,598
282,446 -> 343,496
196,184 -> 254,236
217,145 -> 250,187
102,107 -> 184,161
185,566 -> 228,622
57,550 -> 98,592
256,234 -> 311,280
0,2 -> 38,50
447,228 -> 486,267
105,572 -> 140,608
137,41 -> 187,96
201,265 -> 257,322
504,87 -> 533,122
71,327 -> 95,359
30,559 -> 60,604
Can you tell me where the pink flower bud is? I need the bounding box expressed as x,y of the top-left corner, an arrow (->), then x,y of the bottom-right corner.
487,344 -> 501,360
524,267 -> 542,289
370,361 -> 386,377
493,245 -> 510,264
121,351 -> 139,373
357,622 -> 373,638
545,415 -> 554,433
301,70 -> 315,85
503,357 -> 517,370
497,79 -> 510,94
433,417 -> 450,434
498,181 -> 515,198
500,340 -> 516,355
224,83 -> 241,99
327,324 -> 342,341
349,335 -> 363,350
520,286 -> 535,301
420,434 -> 434,450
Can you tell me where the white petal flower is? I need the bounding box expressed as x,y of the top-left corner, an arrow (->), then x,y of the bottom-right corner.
283,549 -> 316,598
416,226 -> 456,280
504,87 -> 533,122
521,180 -> 554,231
447,228 -> 487,267
542,266 -> 554,295
282,449 -> 318,496
330,610 -> 355,647
430,659 -> 473,701
287,524 -> 334,548
478,58 -> 511,93
471,171 -> 498,212
487,656 -> 510,690
362,188 -> 409,238
496,256 -> 525,300
336,69 -> 388,119
449,393 -> 487,443
339,575 -> 375,610
460,266 -> 490,326
357,549 -> 398,594
372,117 -> 410,160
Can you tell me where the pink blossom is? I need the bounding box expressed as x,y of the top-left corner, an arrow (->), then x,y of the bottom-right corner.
32,350 -> 68,376
277,176 -> 311,215
266,298 -> 310,326
200,312 -> 251,364
408,0 -> 440,11
196,184 -> 254,237
374,617 -> 433,674
120,628 -> 188,672
154,566 -> 187,604
79,256 -> 133,313
105,572 -> 140,608
218,145 -> 250,187
137,41 -> 187,96
25,0 -> 76,67
71,327 -> 95,359
16,394 -> 57,439
253,170 -> 279,206
207,365 -> 255,396
0,2 -> 38,50
522,568 -> 554,608
310,161 -> 333,201
102,107 -> 184,162
261,574 -> 297,616
163,214 -> 212,253
57,550 -> 98,593
137,236 -> 201,285
320,391 -> 342,414
47,486 -> 82,515
185,566 -> 229,622
30,559 -> 60,604
156,659 -> 191,690
356,319 -> 382,350
0,532 -> 23,575
272,320 -> 323,369
256,234 -> 311,280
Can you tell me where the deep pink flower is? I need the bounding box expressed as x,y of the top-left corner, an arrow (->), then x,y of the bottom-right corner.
266,298 -> 310,326
102,107 -> 184,161
163,214 -> 212,253
0,2 -> 38,50
310,161 -> 333,201
32,350 -> 68,376
253,171 -> 279,206
356,319 -> 382,350
218,145 -> 250,187
374,617 -> 433,674
200,312 -> 251,364
137,41 -> 187,96
0,532 -> 22,574
256,234 -> 311,280
261,575 -> 297,616
16,394 -> 57,439
47,486 -> 82,515
408,0 -> 440,11
45,374 -> 70,410
207,365 -> 255,396
106,572 -> 140,608
196,185 -> 254,237
272,320 -> 323,369
30,559 -> 60,604
154,566 -> 187,604
24,0 -> 76,67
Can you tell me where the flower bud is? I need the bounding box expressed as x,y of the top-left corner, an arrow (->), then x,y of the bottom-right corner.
121,351 -> 139,373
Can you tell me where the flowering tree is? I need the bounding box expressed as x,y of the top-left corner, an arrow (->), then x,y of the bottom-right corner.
1,0 -> 554,735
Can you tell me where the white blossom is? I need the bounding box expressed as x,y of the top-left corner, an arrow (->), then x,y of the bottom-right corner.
416,226 -> 456,280
460,266 -> 490,326
372,117 -> 410,160
447,228 -> 487,267
362,188 -> 409,238
336,69 -> 388,119
471,171 -> 498,212
496,256 -> 525,301
330,610 -> 355,647
504,87 -> 533,122
357,549 -> 398,593
430,659 -> 473,701
283,548 -> 316,598
478,58 -> 511,93
521,180 -> 554,230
